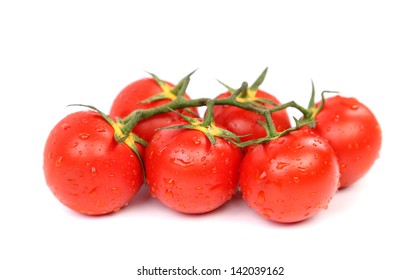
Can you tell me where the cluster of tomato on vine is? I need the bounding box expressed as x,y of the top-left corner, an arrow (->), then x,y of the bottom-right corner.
43,68 -> 382,223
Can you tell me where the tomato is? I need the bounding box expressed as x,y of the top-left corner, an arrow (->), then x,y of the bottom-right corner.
109,77 -> 199,142
213,90 -> 291,143
43,110 -> 144,215
312,96 -> 382,188
145,123 -> 243,214
239,129 -> 339,223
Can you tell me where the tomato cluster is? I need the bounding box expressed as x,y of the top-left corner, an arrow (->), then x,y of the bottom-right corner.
43,70 -> 381,223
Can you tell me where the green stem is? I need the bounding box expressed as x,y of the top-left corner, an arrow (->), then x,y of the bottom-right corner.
119,90 -> 305,143
263,110 -> 278,138
122,97 -> 210,133
202,100 -> 215,127
268,101 -> 310,118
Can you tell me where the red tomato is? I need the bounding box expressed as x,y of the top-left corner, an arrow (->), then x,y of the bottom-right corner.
43,111 -> 144,215
213,90 -> 291,142
313,96 -> 382,188
145,123 -> 243,214
240,129 -> 339,223
109,77 -> 199,142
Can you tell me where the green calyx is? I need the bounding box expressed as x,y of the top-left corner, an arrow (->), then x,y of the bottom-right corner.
236,114 -> 317,148
301,80 -> 339,127
139,70 -> 197,106
160,100 -> 240,146
218,67 -> 277,108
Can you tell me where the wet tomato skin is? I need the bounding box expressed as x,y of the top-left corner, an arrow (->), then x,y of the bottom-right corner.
213,90 -> 291,142
43,111 -> 144,215
313,96 -> 382,188
145,124 -> 243,214
109,78 -> 198,142
239,129 -> 340,223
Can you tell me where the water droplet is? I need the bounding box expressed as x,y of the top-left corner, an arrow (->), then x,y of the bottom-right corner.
277,138 -> 285,145
212,166 -> 217,173
258,191 -> 265,203
200,156 -> 206,162
158,145 -> 167,155
90,167 -> 97,176
71,142 -> 79,147
150,187 -> 157,197
296,144 -> 304,149
79,133 -> 90,140
258,170 -> 267,179
366,145 -> 372,151
297,166 -> 307,172
293,176 -> 300,183
276,162 -> 288,170
55,156 -> 63,167
96,126 -> 106,133
210,183 -> 223,191
111,187 -> 118,193
109,174 -> 115,179
263,208 -> 274,215
351,104 -> 359,110
61,123 -> 71,130
196,186 -> 203,190
172,158 -> 194,167
164,178 -> 174,185
340,163 -> 347,171
165,189 -> 173,198
334,115 -> 340,122
88,188 -> 97,197
192,137 -> 201,145
224,157 -> 230,165
244,188 -> 251,197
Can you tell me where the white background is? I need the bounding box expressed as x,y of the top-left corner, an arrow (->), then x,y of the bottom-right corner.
1,0 -> 419,279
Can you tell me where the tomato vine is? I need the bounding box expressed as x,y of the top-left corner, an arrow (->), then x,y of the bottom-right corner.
112,70 -> 323,148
